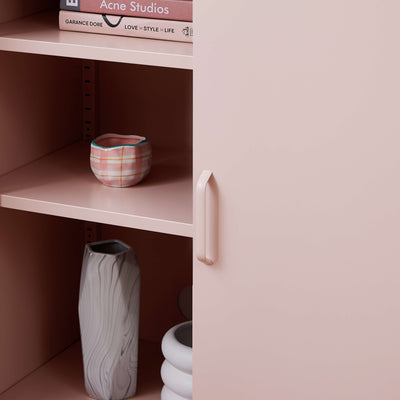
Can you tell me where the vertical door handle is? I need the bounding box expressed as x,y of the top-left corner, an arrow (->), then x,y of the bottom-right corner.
196,170 -> 216,265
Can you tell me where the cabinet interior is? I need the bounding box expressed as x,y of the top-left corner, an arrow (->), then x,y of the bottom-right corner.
0,0 -> 55,24
0,19 -> 193,398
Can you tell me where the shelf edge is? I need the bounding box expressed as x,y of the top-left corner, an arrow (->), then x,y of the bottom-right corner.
0,37 -> 193,69
0,196 -> 194,238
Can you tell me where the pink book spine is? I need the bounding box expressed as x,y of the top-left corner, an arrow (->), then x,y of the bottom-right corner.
59,11 -> 193,43
59,0 -> 192,22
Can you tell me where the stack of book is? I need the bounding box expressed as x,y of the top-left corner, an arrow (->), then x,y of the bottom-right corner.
59,0 -> 193,42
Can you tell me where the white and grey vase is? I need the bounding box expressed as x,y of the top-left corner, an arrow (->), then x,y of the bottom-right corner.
79,239 -> 141,400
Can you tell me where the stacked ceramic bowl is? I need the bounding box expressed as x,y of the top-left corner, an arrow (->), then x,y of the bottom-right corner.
161,321 -> 192,400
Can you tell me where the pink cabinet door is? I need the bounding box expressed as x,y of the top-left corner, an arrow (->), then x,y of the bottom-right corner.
193,1 -> 400,399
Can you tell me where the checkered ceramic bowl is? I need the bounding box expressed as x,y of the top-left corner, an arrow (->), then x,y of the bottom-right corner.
90,133 -> 152,188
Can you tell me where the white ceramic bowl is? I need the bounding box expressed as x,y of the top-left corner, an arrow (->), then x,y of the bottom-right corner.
161,321 -> 192,400
161,360 -> 192,399
161,321 -> 192,374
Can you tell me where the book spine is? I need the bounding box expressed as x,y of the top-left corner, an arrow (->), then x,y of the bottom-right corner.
60,0 -> 192,22
59,11 -> 193,43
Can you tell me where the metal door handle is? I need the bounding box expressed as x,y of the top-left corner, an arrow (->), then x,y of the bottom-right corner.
196,170 -> 216,265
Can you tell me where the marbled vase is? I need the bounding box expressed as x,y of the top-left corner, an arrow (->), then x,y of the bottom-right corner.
79,240 -> 141,400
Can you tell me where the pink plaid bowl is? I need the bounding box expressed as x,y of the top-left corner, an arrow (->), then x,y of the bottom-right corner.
90,133 -> 152,188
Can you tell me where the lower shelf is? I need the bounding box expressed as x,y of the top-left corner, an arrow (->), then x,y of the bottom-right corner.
0,341 -> 163,400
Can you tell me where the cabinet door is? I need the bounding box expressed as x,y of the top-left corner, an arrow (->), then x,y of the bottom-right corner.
194,1 -> 400,399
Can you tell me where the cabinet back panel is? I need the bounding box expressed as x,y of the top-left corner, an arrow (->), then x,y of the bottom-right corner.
0,0 -> 56,24
100,225 -> 192,342
0,52 -> 82,177
97,62 -> 193,168
0,208 -> 83,394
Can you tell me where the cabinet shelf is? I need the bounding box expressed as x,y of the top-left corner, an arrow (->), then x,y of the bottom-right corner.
0,141 -> 193,237
0,341 -> 163,400
0,10 -> 193,69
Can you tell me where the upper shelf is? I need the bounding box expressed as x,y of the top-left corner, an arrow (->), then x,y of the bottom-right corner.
0,141 -> 193,237
0,10 -> 193,69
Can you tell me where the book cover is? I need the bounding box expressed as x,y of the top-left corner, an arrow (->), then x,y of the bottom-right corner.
60,0 -> 192,22
59,10 -> 193,42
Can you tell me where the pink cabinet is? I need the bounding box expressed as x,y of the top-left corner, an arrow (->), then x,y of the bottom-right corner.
0,1 -> 400,399
194,1 -> 400,399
